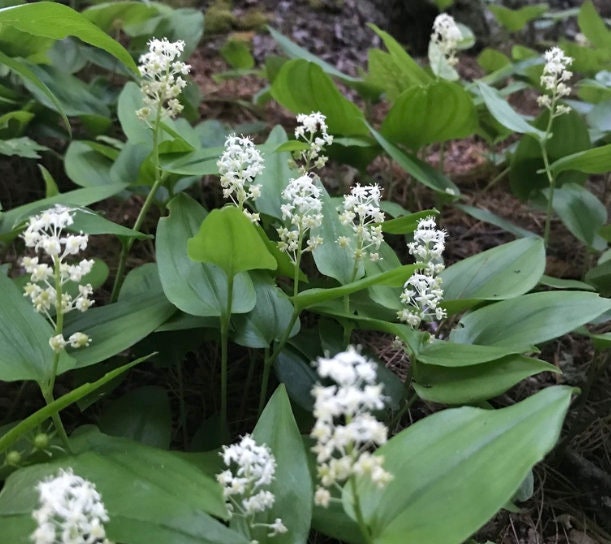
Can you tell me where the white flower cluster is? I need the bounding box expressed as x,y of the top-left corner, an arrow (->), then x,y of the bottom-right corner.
31,468 -> 111,544
277,174 -> 324,261
136,37 -> 191,121
537,46 -> 573,116
311,347 -> 392,508
430,13 -> 462,67
21,205 -> 93,353
218,135 -> 265,223
216,435 -> 287,538
294,112 -> 334,171
337,184 -> 385,263
397,216 -> 447,328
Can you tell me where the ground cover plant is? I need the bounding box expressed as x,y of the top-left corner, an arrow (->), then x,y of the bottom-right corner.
0,1 -> 609,543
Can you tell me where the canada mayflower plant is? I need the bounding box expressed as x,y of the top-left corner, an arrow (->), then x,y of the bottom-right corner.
337,184 -> 385,270
536,46 -> 573,117
398,216 -> 447,329
311,347 -> 392,509
21,205 -> 94,353
294,112 -> 334,172
217,135 -> 265,223
430,13 -> 462,67
136,37 -> 191,122
277,174 -> 324,263
216,434 -> 287,540
31,468 -> 111,544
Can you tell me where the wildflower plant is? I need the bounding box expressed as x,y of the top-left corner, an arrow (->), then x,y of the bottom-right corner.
429,13 -> 462,79
31,468 -> 111,544
398,216 -> 447,329
311,347 -> 392,540
218,135 -> 265,222
293,112 -> 333,172
337,183 -> 385,278
217,434 -> 287,541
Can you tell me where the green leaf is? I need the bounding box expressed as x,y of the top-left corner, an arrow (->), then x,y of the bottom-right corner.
0,49 -> 70,133
232,272 -> 298,349
99,386 -> 172,449
428,42 -> 459,81
39,165 -> 58,197
509,109 -> 591,200
0,273 -> 74,383
0,136 -> 47,158
220,39 -> 254,70
367,23 -> 430,91
257,125 -> 295,219
381,210 -> 438,235
578,0 -> 611,49
82,1 -> 158,34
118,82 -> 151,143
0,354 -> 153,455
294,265 -> 418,311
267,26 -> 361,86
353,386 -> 573,544
413,355 -> 559,404
0,184 -> 127,241
549,143 -> 611,176
67,208 -> 149,239
450,291 -> 611,349
65,140 -> 115,187
188,206 -> 277,278
416,340 -> 520,367
381,81 -> 477,149
454,204 -> 535,238
62,291 -> 176,370
157,194 -> 256,317
368,124 -> 460,195
476,82 -> 544,139
0,2 -> 137,72
441,237 -> 545,309
545,183 -> 607,248
489,4 -> 548,32
270,59 -> 369,137
252,386 -> 312,544
477,48 -> 511,74
0,428 -> 247,544
585,258 -> 611,296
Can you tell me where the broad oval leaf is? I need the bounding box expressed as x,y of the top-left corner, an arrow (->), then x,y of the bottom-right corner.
187,206 -> 276,278
381,80 -> 477,149
0,428 -> 247,544
549,143 -> 611,177
441,237 -> 545,309
413,355 -> 559,404
450,291 -> 611,348
232,272 -> 299,349
352,386 -> 573,544
0,273 -> 74,383
270,59 -> 369,137
157,194 -> 256,317
0,2 -> 137,72
252,386 -> 313,544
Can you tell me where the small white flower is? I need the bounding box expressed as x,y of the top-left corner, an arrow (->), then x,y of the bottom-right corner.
216,435 -> 287,538
136,37 -> 191,121
310,347 -> 392,503
536,47 -> 573,117
398,216 -> 447,329
217,135 -> 265,222
294,112 -> 333,171
277,174 -> 324,261
31,468 -> 111,544
337,184 -> 385,265
430,13 -> 462,67
21,205 -> 95,351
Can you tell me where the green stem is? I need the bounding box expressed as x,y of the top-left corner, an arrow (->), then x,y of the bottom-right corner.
540,109 -> 557,249
110,107 -> 164,302
268,309 -> 299,366
258,347 -> 272,415
40,386 -> 71,453
350,477 -> 373,544
219,274 -> 234,432
293,235 -> 304,299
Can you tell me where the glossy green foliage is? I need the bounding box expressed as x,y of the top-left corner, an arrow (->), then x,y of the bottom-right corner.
348,386 -> 573,544
381,81 -> 477,149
